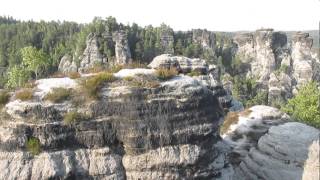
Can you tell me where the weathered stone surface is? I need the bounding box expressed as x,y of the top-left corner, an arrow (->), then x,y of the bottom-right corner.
113,31 -> 132,65
148,54 -> 208,73
0,147 -> 125,180
222,105 -> 289,164
235,122 -> 320,180
268,72 -> 292,103
79,33 -> 106,72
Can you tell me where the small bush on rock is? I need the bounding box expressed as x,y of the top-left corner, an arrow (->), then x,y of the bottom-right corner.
15,89 -> 33,101
282,82 -> 320,128
81,72 -> 116,99
26,137 -> 41,155
44,88 -> 72,103
220,112 -> 239,135
155,67 -> 178,81
64,111 -> 87,124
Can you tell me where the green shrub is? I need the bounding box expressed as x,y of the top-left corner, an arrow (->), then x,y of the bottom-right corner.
26,137 -> 41,155
187,70 -> 202,77
64,111 -> 87,124
281,82 -> 320,128
81,72 -> 116,99
44,88 -> 72,103
123,76 -> 134,82
155,67 -> 178,81
246,91 -> 268,108
0,91 -> 10,106
15,89 -> 33,101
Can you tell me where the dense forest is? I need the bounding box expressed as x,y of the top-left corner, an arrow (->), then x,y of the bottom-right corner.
0,16 -> 237,87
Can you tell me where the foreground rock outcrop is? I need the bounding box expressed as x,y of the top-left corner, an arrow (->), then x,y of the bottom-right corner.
235,122 -> 319,180
221,105 -> 320,180
0,70 -> 234,179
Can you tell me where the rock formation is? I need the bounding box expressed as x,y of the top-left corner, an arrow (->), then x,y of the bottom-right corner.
232,30 -> 319,104
78,33 -> 106,72
192,29 -> 217,51
113,31 -> 132,65
58,54 -> 78,73
291,32 -> 320,90
159,26 -> 174,54
0,71 -> 234,179
233,29 -> 288,81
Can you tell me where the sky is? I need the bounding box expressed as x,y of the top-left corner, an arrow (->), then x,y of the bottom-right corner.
0,0 -> 319,31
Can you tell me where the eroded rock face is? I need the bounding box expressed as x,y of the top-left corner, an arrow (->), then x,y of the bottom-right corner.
233,29 -> 287,80
0,74 -> 233,179
113,31 -> 132,65
79,33 -> 106,72
291,32 -> 320,89
233,30 -> 319,104
235,122 -> 319,180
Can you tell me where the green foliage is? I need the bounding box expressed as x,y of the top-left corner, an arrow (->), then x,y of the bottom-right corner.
282,82 -> 320,128
6,65 -> 30,88
246,91 -> 268,107
81,72 -> 116,99
15,88 -> 33,101
20,46 -> 49,79
155,68 -> 178,81
44,88 -> 72,103
26,137 -> 41,155
0,90 -> 10,106
64,111 -> 88,124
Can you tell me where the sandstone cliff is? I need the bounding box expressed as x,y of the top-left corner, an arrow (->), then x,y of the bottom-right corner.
0,67 -> 234,179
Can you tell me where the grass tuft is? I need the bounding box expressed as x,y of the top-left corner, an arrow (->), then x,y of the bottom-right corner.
64,111 -> 88,124
155,67 -> 178,81
80,72 -> 116,99
44,88 -> 72,103
15,89 -> 33,101
26,137 -> 41,155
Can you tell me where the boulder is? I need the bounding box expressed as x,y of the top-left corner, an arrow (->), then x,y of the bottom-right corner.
148,54 -> 208,73
58,55 -> 78,73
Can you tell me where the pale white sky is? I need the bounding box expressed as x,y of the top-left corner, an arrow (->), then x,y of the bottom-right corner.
0,0 -> 319,31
